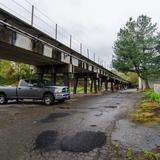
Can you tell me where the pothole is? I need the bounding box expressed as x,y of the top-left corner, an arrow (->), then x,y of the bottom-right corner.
95,112 -> 103,116
90,124 -> 97,127
59,106 -> 70,109
88,107 -> 97,110
35,130 -> 58,151
61,131 -> 106,152
40,112 -> 69,123
104,106 -> 117,109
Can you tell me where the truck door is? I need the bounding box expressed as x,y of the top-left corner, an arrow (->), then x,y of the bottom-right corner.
17,80 -> 31,99
29,80 -> 42,98
17,80 -> 42,99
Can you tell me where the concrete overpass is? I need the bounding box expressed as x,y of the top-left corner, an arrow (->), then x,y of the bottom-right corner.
0,8 -> 129,94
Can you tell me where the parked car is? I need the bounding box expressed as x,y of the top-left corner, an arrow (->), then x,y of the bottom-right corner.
0,79 -> 70,105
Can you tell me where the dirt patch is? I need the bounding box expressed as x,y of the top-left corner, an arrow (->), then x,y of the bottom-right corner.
35,130 -> 58,151
61,131 -> 106,152
40,112 -> 69,123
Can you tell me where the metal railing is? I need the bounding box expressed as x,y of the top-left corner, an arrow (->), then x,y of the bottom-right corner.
0,0 -> 108,69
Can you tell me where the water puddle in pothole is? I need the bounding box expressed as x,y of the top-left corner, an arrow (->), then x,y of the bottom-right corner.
90,124 -> 97,127
60,131 -> 106,152
40,112 -> 69,123
103,106 -> 118,109
35,130 -> 58,151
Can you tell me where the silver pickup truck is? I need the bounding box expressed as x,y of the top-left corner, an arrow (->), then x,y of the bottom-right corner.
0,79 -> 70,105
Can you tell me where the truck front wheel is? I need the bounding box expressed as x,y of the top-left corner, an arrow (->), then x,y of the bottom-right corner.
0,93 -> 8,105
43,93 -> 54,105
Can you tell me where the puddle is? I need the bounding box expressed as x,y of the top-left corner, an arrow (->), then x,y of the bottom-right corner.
88,107 -> 97,110
95,112 -> 103,116
59,106 -> 70,109
104,106 -> 117,109
35,130 -> 58,151
90,124 -> 97,127
40,112 -> 69,123
61,131 -> 106,152
112,119 -> 160,151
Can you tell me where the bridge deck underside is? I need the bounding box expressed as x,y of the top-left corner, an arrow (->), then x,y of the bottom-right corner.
0,41 -> 61,66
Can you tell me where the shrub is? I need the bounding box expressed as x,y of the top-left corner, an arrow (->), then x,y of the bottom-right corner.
144,90 -> 160,104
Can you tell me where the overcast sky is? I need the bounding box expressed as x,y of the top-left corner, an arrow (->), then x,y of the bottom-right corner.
1,0 -> 160,68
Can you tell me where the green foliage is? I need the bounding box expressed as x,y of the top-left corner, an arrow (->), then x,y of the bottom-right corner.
124,148 -> 134,160
0,60 -> 34,85
112,70 -> 138,86
113,15 -> 160,88
144,90 -> 160,104
143,150 -> 160,160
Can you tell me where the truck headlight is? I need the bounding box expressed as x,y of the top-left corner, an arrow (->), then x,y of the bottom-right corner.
55,88 -> 62,93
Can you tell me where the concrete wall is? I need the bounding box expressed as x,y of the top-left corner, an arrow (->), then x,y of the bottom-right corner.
139,77 -> 160,89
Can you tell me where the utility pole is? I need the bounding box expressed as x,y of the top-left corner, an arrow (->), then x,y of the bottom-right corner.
31,5 -> 34,26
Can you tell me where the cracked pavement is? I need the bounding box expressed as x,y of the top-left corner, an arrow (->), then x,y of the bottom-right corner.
0,90 -> 147,160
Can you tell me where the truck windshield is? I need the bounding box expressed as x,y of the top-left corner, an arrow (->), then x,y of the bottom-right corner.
19,80 -> 30,87
40,80 -> 54,86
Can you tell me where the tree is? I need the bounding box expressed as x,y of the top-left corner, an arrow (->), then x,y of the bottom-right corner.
113,15 -> 160,89
112,70 -> 138,86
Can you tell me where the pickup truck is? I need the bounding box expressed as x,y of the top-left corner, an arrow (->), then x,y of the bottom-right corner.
0,79 -> 70,105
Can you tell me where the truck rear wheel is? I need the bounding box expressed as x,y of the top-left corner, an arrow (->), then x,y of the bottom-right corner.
43,93 -> 54,105
0,93 -> 8,105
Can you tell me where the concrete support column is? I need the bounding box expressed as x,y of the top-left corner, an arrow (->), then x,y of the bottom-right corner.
111,81 -> 114,92
37,73 -> 44,80
84,77 -> 87,94
98,78 -> 102,92
73,76 -> 78,94
94,79 -> 97,93
36,66 -> 44,80
63,73 -> 70,87
51,73 -> 56,85
90,78 -> 93,93
105,81 -> 108,92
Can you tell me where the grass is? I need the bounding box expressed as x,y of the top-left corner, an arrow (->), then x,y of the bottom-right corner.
70,86 -> 93,94
144,90 -> 160,104
130,90 -> 160,124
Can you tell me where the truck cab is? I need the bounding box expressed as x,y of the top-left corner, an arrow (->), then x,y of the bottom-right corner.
0,79 -> 70,105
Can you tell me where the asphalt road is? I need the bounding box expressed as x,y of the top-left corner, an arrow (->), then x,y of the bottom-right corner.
0,89 -> 150,160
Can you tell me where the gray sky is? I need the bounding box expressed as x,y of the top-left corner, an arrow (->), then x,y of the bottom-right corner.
1,0 -> 160,68
33,0 -> 160,67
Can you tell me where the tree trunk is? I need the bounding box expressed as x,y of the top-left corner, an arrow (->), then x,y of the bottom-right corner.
144,79 -> 150,89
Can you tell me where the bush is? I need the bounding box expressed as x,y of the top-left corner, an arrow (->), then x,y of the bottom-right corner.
144,90 -> 160,104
